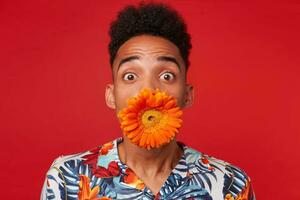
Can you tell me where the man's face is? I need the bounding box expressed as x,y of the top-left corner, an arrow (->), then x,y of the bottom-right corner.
106,35 -> 194,114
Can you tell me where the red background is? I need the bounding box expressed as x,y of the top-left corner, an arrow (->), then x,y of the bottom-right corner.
1,0 -> 299,199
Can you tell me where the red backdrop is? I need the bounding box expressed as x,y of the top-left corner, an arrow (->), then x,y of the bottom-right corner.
1,0 -> 299,199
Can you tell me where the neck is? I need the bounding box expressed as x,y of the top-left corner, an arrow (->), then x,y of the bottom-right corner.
118,136 -> 183,177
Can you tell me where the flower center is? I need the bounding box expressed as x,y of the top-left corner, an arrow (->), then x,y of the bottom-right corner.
141,110 -> 162,128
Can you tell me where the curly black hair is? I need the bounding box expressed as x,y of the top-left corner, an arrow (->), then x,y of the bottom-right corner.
108,1 -> 192,71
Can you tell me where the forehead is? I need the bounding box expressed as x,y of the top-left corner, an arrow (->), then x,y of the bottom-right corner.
112,35 -> 185,71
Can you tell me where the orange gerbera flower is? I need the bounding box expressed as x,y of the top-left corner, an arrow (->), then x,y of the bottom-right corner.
118,88 -> 183,150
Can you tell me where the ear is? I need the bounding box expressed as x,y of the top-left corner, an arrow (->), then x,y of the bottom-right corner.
183,83 -> 194,108
105,84 -> 116,109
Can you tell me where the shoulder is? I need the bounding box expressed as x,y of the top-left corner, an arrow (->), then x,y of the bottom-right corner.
46,146 -> 95,177
49,150 -> 90,167
46,138 -> 118,174
41,148 -> 94,198
42,140 -> 112,200
183,145 -> 255,199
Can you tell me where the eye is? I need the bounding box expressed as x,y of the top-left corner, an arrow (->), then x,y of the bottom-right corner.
160,72 -> 175,81
123,72 -> 137,81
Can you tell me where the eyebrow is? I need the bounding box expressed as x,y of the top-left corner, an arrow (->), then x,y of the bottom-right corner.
157,56 -> 181,72
117,55 -> 181,72
118,56 -> 139,71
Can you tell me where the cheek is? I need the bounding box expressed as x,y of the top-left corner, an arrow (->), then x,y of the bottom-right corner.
114,86 -> 139,111
113,81 -> 128,110
165,88 -> 186,107
175,94 -> 186,108
114,91 -> 128,110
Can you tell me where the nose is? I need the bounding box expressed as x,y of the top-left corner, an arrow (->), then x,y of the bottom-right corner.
141,76 -> 160,91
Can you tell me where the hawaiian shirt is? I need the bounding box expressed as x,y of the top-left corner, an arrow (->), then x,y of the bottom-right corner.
41,137 -> 255,200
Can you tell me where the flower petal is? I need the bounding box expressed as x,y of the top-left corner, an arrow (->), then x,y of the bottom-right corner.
118,88 -> 183,150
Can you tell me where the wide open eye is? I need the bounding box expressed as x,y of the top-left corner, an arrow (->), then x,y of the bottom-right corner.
123,72 -> 137,81
159,72 -> 175,81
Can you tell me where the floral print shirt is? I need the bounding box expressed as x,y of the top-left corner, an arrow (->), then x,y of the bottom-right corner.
41,137 -> 255,200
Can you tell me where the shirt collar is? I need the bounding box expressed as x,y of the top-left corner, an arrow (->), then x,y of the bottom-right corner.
96,137 -> 218,184
97,137 -> 193,179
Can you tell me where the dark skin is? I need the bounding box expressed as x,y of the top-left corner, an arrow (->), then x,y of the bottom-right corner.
105,35 -> 194,195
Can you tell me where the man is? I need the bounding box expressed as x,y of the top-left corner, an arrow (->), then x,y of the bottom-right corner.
41,2 -> 255,200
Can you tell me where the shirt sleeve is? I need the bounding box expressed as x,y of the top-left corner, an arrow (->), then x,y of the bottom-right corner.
246,178 -> 256,200
233,176 -> 256,200
40,157 -> 65,200
223,163 -> 256,200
